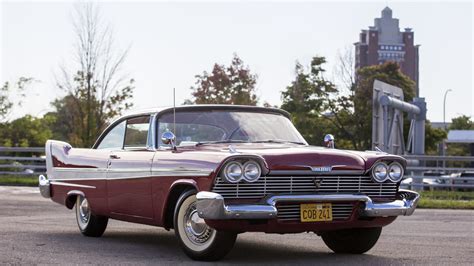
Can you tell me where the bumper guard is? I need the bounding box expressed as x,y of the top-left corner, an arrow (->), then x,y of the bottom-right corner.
39,175 -> 51,198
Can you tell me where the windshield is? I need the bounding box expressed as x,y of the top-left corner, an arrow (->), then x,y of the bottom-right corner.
158,111 -> 307,147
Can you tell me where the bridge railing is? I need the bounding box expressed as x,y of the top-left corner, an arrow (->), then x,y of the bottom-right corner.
403,155 -> 474,190
0,147 -> 46,175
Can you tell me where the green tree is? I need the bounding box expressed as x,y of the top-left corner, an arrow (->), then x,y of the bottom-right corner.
449,115 -> 474,130
0,115 -> 53,147
424,121 -> 447,154
0,77 -> 34,122
188,54 -> 258,105
280,56 -> 338,145
446,115 -> 474,156
55,3 -> 134,147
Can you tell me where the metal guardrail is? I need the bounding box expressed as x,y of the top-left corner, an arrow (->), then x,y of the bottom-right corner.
0,147 -> 46,175
403,155 -> 474,190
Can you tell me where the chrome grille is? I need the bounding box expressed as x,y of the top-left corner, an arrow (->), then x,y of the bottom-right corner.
277,203 -> 354,222
212,175 -> 398,199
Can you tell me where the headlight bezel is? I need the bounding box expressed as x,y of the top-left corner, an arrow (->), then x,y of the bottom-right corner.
372,162 -> 389,183
242,161 -> 262,183
388,162 -> 404,182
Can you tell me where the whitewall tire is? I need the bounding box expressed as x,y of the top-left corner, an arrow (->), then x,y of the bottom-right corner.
75,195 -> 108,237
174,190 -> 237,261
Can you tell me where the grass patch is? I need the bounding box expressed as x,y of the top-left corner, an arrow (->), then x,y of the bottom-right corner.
418,190 -> 474,209
0,175 -> 38,186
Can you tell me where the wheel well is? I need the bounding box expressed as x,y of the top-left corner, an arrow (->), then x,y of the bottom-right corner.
65,194 -> 77,209
65,190 -> 85,209
164,184 -> 196,229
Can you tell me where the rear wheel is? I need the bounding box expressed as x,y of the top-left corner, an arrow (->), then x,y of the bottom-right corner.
174,190 -> 237,261
75,195 -> 108,237
321,227 -> 382,254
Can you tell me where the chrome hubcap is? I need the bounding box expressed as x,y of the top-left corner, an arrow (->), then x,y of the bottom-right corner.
183,202 -> 213,245
78,197 -> 90,225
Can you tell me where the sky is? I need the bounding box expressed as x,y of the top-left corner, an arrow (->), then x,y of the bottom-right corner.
1,0 -> 473,123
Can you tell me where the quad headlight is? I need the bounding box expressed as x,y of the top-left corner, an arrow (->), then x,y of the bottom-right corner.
222,160 -> 262,183
388,162 -> 404,182
372,161 -> 404,183
372,162 -> 389,182
223,162 -> 243,183
242,161 -> 261,183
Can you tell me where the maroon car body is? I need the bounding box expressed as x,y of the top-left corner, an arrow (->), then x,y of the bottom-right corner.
39,105 -> 419,261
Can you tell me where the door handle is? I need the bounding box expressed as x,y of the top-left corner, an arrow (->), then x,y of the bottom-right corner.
109,154 -> 121,159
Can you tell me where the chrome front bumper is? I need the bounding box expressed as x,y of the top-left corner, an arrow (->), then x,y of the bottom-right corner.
38,175 -> 51,198
196,189 -> 420,220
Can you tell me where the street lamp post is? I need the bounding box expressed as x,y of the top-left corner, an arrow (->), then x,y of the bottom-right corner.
443,89 -> 452,130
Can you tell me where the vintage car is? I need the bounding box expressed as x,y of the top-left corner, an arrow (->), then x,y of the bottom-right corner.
39,105 -> 419,261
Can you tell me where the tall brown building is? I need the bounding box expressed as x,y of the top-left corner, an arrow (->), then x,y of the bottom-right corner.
355,7 -> 420,96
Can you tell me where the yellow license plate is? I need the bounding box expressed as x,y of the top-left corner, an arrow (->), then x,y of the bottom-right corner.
300,203 -> 332,222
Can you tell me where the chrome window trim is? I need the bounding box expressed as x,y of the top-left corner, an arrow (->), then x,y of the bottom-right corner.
147,113 -> 158,151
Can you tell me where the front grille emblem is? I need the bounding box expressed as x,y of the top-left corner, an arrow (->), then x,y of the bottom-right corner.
314,178 -> 322,189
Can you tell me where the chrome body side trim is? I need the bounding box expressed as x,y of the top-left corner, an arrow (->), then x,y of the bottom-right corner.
50,167 -> 213,180
38,175 -> 51,198
49,181 -> 96,189
196,189 -> 420,220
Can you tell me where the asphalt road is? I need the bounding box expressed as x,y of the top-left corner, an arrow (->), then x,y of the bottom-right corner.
0,186 -> 473,265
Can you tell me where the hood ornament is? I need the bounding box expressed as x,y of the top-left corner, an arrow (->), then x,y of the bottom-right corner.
228,145 -> 238,154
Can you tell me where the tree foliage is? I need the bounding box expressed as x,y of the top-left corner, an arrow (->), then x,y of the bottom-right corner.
188,54 -> 258,105
446,115 -> 474,156
54,3 -> 134,147
280,57 -> 338,145
424,121 -> 447,154
0,77 -> 34,122
0,115 -> 53,147
449,115 -> 474,130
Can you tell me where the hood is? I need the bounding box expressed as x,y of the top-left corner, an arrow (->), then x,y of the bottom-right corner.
188,143 -> 402,173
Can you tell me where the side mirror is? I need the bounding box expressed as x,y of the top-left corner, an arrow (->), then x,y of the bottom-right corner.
324,134 -> 335,149
161,131 -> 176,150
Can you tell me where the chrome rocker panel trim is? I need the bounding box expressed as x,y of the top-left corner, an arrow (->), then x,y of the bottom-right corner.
39,175 -> 51,198
196,189 -> 420,220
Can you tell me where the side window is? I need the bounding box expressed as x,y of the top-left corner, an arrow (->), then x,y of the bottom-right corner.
97,121 -> 126,150
124,116 -> 150,149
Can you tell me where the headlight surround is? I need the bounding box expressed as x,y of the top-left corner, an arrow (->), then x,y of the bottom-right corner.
372,162 -> 389,182
388,162 -> 404,182
223,162 -> 243,183
242,161 -> 261,183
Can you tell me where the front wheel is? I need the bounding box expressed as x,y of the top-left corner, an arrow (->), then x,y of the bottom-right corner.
320,227 -> 382,254
75,195 -> 108,237
174,190 -> 237,261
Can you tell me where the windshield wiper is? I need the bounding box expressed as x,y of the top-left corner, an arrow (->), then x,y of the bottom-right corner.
252,139 -> 307,145
195,140 -> 250,146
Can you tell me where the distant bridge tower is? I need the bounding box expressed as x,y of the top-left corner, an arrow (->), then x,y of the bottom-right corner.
372,80 -> 426,155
